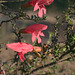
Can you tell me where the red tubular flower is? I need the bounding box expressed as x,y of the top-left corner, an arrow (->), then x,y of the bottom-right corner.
20,24 -> 48,43
6,42 -> 34,62
21,0 -> 54,17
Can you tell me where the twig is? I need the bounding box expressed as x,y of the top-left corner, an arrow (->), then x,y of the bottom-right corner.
26,43 -> 75,74
59,43 -> 75,59
7,62 -> 17,74
0,14 -> 21,27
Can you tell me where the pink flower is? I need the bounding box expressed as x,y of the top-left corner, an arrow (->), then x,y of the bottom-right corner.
21,0 -> 54,17
20,24 -> 47,43
6,42 -> 34,62
28,0 -> 54,17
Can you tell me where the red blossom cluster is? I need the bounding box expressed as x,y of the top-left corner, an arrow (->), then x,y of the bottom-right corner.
6,0 -> 54,62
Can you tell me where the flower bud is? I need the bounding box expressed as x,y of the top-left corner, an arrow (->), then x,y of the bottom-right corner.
33,46 -> 42,52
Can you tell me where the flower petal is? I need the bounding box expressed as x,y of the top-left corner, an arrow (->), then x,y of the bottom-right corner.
38,5 -> 46,17
34,2 -> 39,11
17,52 -> 25,62
42,7 -> 46,14
37,35 -> 41,43
39,32 -> 45,36
19,55 -> 24,62
6,43 -> 22,52
32,33 -> 36,43
38,8 -> 43,18
21,53 -> 25,60
6,42 -> 34,54
24,24 -> 47,32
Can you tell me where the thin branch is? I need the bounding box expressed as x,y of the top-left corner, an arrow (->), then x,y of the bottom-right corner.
26,43 -> 75,75
0,14 -> 21,27
26,55 -> 75,75
59,43 -> 75,59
